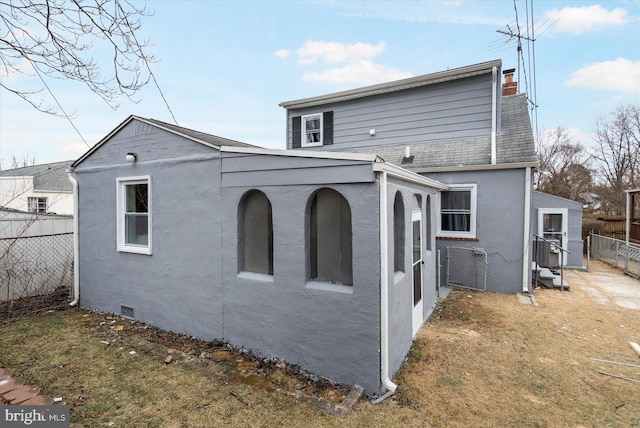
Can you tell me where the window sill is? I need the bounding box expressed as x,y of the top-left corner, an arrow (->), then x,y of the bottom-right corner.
436,236 -> 479,242
238,271 -> 274,283
117,245 -> 152,255
305,281 -> 353,295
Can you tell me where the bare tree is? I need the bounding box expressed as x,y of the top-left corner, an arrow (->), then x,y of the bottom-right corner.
536,127 -> 593,203
0,0 -> 160,115
592,105 -> 640,215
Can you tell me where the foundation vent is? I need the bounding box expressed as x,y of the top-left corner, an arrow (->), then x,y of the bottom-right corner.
120,305 -> 135,319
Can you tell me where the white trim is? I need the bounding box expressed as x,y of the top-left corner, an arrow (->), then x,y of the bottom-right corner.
437,184 -> 478,239
301,113 -> 323,147
411,209 -> 423,336
374,162 -> 449,190
490,66 -> 497,165
522,167 -> 532,292
537,208 -> 568,265
116,175 -> 152,255
409,161 -> 538,173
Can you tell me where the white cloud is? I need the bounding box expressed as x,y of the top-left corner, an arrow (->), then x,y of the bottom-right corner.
566,58 -> 640,92
297,41 -> 386,65
303,60 -> 413,85
273,49 -> 290,59
546,5 -> 629,35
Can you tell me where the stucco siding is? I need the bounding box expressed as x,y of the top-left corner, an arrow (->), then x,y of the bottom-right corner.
426,169 -> 529,293
221,182 -> 381,393
286,75 -> 494,150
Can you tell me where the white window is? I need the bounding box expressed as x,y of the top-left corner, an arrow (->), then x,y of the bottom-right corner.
27,197 -> 47,213
117,176 -> 152,255
302,113 -> 323,147
438,184 -> 477,238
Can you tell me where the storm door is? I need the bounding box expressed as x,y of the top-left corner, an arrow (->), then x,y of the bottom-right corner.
412,209 -> 423,336
538,208 -> 568,266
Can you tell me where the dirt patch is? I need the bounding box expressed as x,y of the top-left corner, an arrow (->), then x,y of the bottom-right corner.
0,287 -> 71,321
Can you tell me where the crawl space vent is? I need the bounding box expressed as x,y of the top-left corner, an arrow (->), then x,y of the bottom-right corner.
120,305 -> 135,319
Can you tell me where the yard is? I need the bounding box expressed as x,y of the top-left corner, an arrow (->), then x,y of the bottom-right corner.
1,260 -> 639,427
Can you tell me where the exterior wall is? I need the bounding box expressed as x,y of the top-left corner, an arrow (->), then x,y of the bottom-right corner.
285,74 -> 494,151
221,179 -> 382,393
424,168 -> 530,293
532,191 -> 584,268
74,122 -> 225,340
386,178 -> 439,378
0,177 -> 73,215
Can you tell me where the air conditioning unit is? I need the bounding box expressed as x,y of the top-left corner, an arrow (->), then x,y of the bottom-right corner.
535,239 -> 560,268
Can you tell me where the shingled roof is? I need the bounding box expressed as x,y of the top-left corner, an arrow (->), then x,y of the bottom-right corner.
341,93 -> 537,171
0,160 -> 74,191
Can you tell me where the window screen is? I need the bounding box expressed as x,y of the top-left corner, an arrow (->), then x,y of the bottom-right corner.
440,190 -> 471,232
394,192 -> 405,272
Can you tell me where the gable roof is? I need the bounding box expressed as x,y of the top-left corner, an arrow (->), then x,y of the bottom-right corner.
279,59 -> 502,110
334,93 -> 537,171
0,160 -> 74,191
72,115 -> 257,167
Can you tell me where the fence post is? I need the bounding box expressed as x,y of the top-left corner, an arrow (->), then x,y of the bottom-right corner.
625,243 -> 630,275
587,234 -> 590,271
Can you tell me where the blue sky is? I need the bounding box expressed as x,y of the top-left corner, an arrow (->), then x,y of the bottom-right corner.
1,0 -> 639,167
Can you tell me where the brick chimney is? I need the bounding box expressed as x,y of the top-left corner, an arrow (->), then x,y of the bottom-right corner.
502,68 -> 517,96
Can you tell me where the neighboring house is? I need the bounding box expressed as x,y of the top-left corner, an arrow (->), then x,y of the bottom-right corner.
71,59 -> 576,395
0,161 -> 74,215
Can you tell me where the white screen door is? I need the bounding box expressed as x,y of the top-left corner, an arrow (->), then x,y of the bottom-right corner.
412,210 -> 423,335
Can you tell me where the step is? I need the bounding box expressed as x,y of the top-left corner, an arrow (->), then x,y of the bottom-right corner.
537,268 -> 555,280
552,276 -> 570,291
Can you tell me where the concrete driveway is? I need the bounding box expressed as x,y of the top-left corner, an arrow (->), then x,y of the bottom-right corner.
565,260 -> 640,310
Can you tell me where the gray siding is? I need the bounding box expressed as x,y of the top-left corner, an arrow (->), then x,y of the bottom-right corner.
221,182 -> 381,393
533,191 -> 584,268
75,124 -> 225,340
425,169 -> 530,293
221,153 -> 374,187
286,75 -> 494,151
386,178 -> 439,377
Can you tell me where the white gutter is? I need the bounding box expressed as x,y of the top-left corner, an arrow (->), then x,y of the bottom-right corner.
522,166 -> 532,293
491,66 -> 497,165
374,171 -> 398,403
67,168 -> 80,306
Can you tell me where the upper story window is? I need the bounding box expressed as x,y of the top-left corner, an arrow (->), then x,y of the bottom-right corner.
438,184 -> 477,239
239,190 -> 273,276
291,111 -> 333,149
27,197 -> 47,213
117,176 -> 152,255
303,114 -> 323,146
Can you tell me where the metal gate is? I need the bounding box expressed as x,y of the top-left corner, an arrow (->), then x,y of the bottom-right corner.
446,246 -> 488,291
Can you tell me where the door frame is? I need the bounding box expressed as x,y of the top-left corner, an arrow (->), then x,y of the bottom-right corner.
537,208 -> 568,265
411,209 -> 423,336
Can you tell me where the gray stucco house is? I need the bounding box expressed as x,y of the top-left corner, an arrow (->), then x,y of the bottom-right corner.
70,59 -> 552,395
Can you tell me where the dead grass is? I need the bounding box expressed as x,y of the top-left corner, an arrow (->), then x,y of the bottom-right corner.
1,260 -> 639,427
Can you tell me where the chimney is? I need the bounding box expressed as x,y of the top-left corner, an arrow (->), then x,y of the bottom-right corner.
502,68 -> 517,96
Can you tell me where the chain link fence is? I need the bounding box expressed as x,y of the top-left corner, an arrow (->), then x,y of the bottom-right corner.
0,232 -> 73,302
446,246 -> 488,291
590,233 -> 640,279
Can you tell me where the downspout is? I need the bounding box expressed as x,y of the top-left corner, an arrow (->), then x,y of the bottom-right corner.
522,166 -> 532,293
373,170 -> 398,404
67,168 -> 80,306
491,66 -> 497,165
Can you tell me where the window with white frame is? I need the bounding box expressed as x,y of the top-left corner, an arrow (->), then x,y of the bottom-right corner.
117,176 -> 152,254
438,184 -> 477,238
302,113 -> 323,147
27,197 -> 47,213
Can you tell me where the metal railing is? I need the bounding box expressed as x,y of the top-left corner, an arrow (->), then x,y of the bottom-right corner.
589,233 -> 640,279
0,232 -> 73,302
446,246 -> 488,291
532,234 -> 571,291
